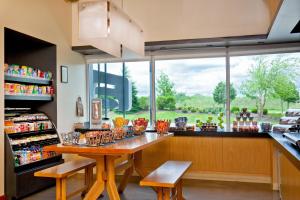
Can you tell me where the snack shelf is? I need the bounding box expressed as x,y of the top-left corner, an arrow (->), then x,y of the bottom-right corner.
5,94 -> 53,101
14,154 -> 62,173
11,138 -> 60,149
5,74 -> 51,85
7,129 -> 57,138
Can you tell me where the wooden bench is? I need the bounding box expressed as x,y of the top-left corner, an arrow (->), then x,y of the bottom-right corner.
34,158 -> 96,200
140,161 -> 192,200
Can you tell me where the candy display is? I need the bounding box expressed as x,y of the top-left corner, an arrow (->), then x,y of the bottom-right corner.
232,108 -> 259,133
5,82 -> 54,96
201,123 -> 218,132
4,63 -> 53,80
4,120 -> 53,134
14,146 -> 57,167
6,113 -> 48,122
9,134 -> 58,146
156,120 -> 171,134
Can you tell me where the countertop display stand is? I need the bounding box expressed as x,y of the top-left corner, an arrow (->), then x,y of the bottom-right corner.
4,28 -> 63,200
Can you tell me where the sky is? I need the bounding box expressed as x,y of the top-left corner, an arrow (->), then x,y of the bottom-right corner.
95,52 -> 300,97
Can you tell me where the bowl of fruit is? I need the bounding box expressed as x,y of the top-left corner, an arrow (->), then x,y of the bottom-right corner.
113,117 -> 129,128
156,120 -> 171,134
132,118 -> 149,135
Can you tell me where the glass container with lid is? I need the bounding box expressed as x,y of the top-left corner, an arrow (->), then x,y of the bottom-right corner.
101,117 -> 112,130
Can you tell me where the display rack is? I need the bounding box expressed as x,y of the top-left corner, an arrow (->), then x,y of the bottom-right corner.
4,28 -> 62,200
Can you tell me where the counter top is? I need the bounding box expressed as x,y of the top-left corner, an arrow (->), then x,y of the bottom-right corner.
75,126 -> 270,138
268,132 -> 300,170
171,130 -> 270,138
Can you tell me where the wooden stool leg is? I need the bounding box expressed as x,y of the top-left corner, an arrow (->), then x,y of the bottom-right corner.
61,178 -> 67,200
163,188 -> 171,200
56,178 -> 62,200
172,187 -> 177,199
157,188 -> 163,200
86,166 -> 94,190
176,179 -> 183,200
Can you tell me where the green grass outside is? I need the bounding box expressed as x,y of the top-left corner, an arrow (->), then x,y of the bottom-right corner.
108,96 -> 300,125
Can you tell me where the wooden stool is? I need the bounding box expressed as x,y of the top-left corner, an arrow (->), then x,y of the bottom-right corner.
140,161 -> 192,200
35,158 -> 95,200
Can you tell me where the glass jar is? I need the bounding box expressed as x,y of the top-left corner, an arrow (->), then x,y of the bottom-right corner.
101,117 -> 112,130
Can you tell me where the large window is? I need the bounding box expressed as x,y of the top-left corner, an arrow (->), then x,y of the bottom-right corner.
89,50 -> 300,129
89,61 -> 150,121
230,52 -> 300,124
155,57 -> 226,126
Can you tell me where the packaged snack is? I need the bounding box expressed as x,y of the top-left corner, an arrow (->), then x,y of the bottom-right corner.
27,85 -> 34,94
5,83 -> 10,94
38,87 -> 42,95
21,66 -> 27,76
48,72 -> 53,80
40,71 -> 44,78
15,84 -> 21,94
27,67 -> 33,77
33,86 -> 39,94
33,69 -> 37,77
12,65 -> 20,75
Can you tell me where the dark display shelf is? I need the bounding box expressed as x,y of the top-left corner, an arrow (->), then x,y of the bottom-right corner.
15,154 -> 62,173
7,129 -> 56,138
5,74 -> 52,85
5,94 -> 53,101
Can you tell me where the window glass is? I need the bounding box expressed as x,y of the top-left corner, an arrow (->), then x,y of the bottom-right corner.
106,62 -> 124,119
124,61 -> 150,120
155,57 -> 226,127
230,52 -> 300,125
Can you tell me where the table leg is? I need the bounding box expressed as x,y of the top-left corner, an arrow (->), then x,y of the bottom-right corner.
56,178 -> 62,200
134,150 -> 148,178
83,156 -> 105,200
177,179 -> 183,200
134,150 -> 157,193
162,188 -> 171,200
118,155 -> 134,193
106,156 -> 121,200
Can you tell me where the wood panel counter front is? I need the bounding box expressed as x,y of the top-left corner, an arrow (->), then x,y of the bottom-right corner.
45,132 -> 173,200
142,136 -> 273,184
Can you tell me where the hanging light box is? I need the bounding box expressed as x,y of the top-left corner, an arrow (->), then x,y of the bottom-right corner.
78,0 -> 144,58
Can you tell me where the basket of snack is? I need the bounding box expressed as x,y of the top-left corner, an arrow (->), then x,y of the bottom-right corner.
155,120 -> 171,134
85,131 -> 103,146
112,127 -> 126,140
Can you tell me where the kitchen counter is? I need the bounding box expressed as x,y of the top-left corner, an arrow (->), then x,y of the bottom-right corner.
269,132 -> 300,170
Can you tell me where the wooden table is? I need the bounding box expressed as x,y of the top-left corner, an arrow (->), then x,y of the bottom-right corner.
45,132 -> 173,200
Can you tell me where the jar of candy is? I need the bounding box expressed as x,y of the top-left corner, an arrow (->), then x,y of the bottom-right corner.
101,118 -> 112,129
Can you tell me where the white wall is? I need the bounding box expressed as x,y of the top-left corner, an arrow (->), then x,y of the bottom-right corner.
0,0 -> 87,195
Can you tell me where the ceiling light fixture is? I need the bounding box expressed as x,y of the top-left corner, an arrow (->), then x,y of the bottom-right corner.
78,0 -> 144,58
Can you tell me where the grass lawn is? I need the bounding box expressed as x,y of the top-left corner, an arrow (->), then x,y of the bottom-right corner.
109,110 -> 285,125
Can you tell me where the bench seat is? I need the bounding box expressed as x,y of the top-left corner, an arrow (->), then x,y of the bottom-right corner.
35,158 -> 95,200
140,161 -> 192,200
